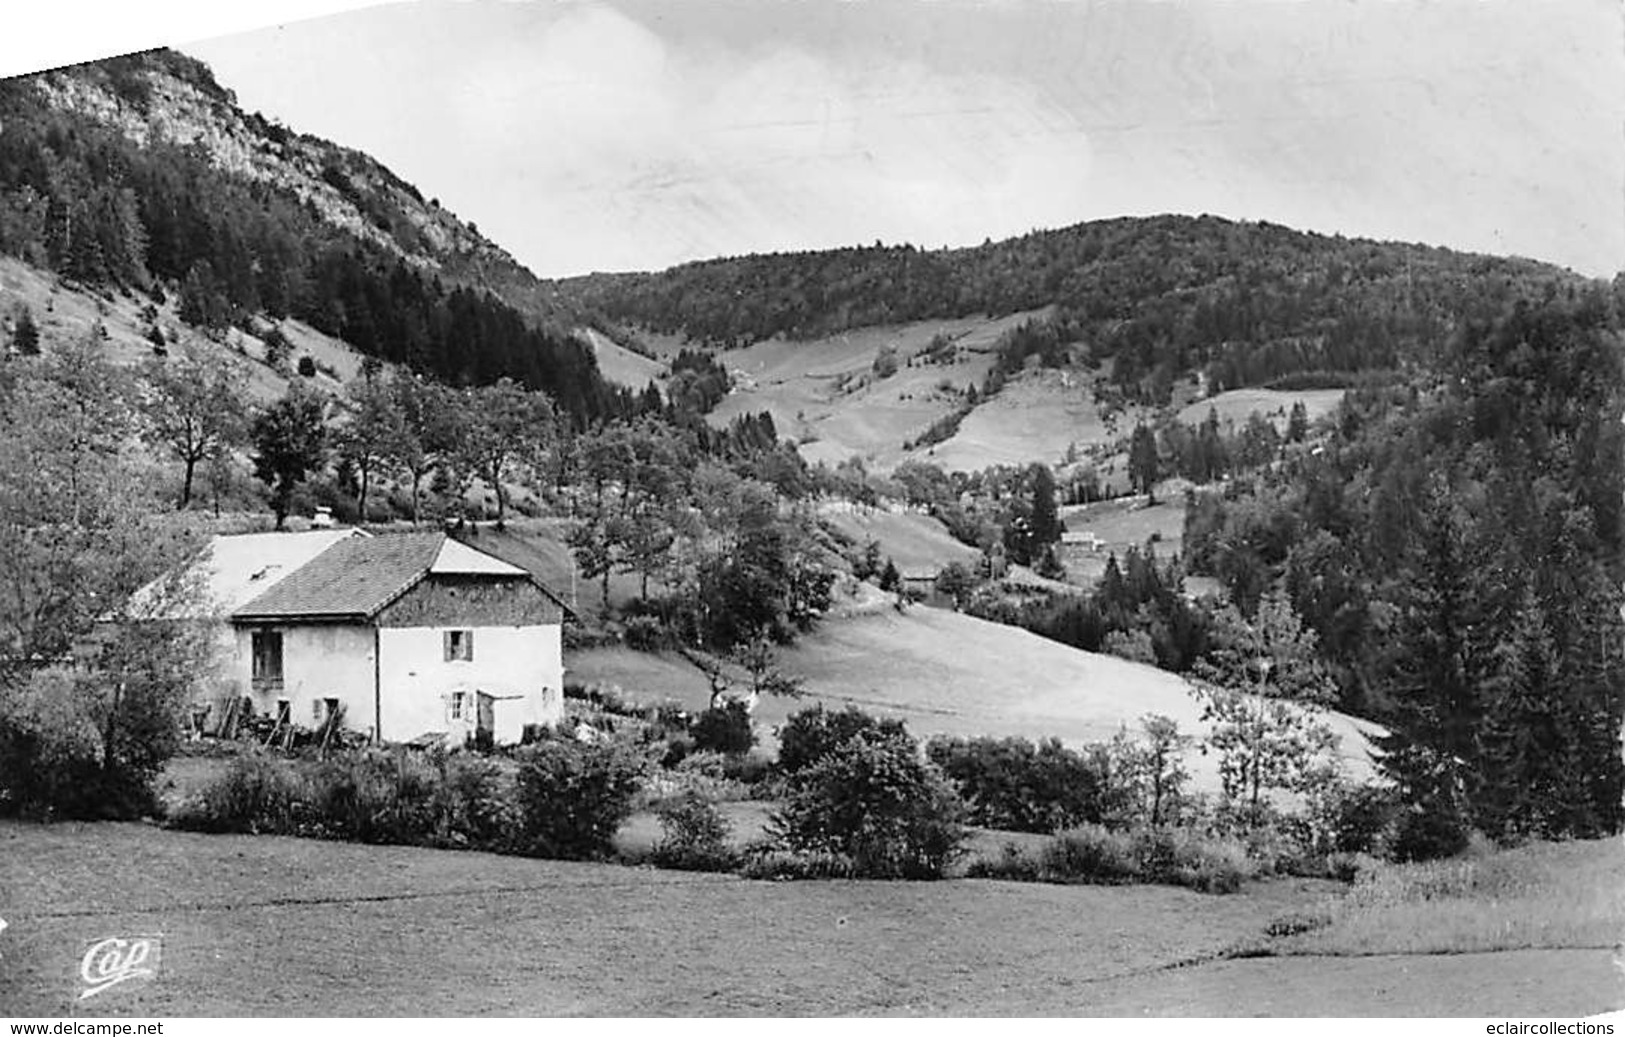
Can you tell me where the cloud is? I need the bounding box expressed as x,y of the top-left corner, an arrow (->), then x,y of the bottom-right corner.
461,4 -> 1093,272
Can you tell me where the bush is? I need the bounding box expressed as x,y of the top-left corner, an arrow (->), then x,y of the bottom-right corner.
968,824 -> 1254,894
171,753 -> 306,834
770,727 -> 966,879
690,701 -> 755,755
649,791 -> 738,871
0,627 -> 207,821
1040,825 -> 1142,883
306,749 -> 441,844
926,735 -> 1108,833
1324,781 -> 1403,856
658,750 -> 750,802
660,731 -> 696,769
777,704 -> 907,775
1392,799 -> 1472,862
737,847 -> 853,880
431,753 -> 520,850
514,738 -> 648,860
965,842 -> 1046,882
621,615 -> 668,651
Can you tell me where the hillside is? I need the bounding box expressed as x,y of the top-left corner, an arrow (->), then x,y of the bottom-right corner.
688,311 -> 1038,469
553,215 -> 1589,400
569,604 -> 1381,791
0,49 -> 641,426
0,253 -> 370,405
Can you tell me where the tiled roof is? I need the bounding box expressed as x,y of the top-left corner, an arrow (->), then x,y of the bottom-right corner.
232,532 -> 448,621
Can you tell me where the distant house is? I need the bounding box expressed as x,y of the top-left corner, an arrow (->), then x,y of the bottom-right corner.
1060,529 -> 1105,552
140,529 -> 568,745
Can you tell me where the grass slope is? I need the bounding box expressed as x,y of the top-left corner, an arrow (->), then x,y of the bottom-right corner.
1175,387 -> 1347,430
570,605 -> 1381,791
0,256 -> 377,407
818,506 -> 981,576
1278,838 -> 1625,957
923,367 -> 1150,474
702,311 -> 1044,470
577,327 -> 666,392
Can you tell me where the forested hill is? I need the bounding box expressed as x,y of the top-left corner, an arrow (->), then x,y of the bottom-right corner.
555,215 -> 1598,402
0,49 -> 635,426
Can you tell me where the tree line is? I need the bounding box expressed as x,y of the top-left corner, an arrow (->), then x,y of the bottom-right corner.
1183,288 -> 1625,844
554,214 -> 1589,405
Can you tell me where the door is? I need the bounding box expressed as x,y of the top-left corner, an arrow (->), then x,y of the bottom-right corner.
475,691 -> 495,738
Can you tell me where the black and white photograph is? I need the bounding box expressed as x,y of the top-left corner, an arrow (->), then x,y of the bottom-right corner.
0,0 -> 1622,1021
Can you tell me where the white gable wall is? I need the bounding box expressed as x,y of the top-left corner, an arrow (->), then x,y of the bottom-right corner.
377,624 -> 564,744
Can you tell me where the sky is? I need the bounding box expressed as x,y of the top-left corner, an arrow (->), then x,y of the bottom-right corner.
8,0 -> 1625,279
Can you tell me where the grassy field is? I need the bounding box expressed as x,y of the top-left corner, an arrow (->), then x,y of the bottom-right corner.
700,311 -> 1044,471
568,605 -> 1382,792
3,821 -> 1616,1017
577,327 -> 666,391
1175,387 -> 1347,430
818,506 -> 982,576
925,367 -> 1151,474
1275,838 -> 1625,957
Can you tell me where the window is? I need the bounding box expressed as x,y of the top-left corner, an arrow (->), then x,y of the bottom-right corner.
449,691 -> 469,722
251,630 -> 283,691
444,629 -> 473,662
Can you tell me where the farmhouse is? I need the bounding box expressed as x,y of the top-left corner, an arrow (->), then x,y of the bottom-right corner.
148,529 -> 568,745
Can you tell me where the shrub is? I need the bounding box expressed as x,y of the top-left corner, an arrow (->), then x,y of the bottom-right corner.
0,623 -> 209,821
660,731 -> 696,769
777,704 -> 908,775
1040,825 -> 1141,884
690,701 -> 755,756
1392,799 -> 1472,862
650,791 -> 738,871
737,847 -> 853,880
965,842 -> 1046,882
721,750 -> 775,787
659,750 -> 750,802
770,728 -> 966,879
307,748 -> 441,844
171,753 -> 306,834
1324,781 -> 1403,856
431,753 -> 520,850
969,824 -> 1254,894
621,615 -> 668,651
514,738 -> 648,860
296,355 -> 317,377
926,735 -> 1108,833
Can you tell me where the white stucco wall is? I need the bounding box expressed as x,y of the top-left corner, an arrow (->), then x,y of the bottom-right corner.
231,624 -> 378,736
377,624 -> 564,744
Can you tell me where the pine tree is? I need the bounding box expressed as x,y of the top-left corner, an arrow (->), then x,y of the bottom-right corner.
1371,481 -> 1487,835
11,307 -> 40,356
1029,463 -> 1061,547
1129,424 -> 1160,503
1287,401 -> 1309,443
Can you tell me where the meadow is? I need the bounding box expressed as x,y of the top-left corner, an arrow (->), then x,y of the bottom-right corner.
2,821 -> 1616,1017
